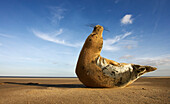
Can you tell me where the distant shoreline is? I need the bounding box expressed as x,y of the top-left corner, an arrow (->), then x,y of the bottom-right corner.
0,76 -> 77,78
0,76 -> 169,78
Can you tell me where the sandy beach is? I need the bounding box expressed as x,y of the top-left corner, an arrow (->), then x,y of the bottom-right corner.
0,77 -> 169,104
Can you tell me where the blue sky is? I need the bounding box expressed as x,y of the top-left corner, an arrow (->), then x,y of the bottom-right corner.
0,0 -> 170,77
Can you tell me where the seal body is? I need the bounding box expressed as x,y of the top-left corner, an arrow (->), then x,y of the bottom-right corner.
75,25 -> 157,88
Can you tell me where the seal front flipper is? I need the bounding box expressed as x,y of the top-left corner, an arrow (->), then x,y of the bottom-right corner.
104,58 -> 120,66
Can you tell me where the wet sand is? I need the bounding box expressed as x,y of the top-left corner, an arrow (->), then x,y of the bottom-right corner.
0,77 -> 169,104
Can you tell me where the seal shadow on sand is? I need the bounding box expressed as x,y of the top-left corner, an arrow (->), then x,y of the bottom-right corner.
3,82 -> 124,89
4,78 -> 166,88
3,82 -> 85,88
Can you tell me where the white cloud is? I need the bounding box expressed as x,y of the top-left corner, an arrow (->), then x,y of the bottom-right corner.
32,29 -> 81,47
121,14 -> 133,25
103,32 -> 133,51
49,6 -> 67,24
119,54 -> 170,67
0,33 -> 14,38
119,54 -> 170,76
135,55 -> 170,66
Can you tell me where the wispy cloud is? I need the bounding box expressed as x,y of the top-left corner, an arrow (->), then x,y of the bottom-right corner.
0,33 -> 14,38
114,0 -> 120,4
121,14 -> 133,25
32,29 -> 81,47
119,55 -> 133,59
49,6 -> 67,24
122,39 -> 138,49
124,45 -> 133,49
18,57 -> 41,61
0,53 -> 42,62
103,32 -> 133,51
119,54 -> 170,66
0,33 -> 14,46
135,55 -> 170,66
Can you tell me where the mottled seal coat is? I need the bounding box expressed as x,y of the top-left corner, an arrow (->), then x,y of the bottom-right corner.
76,25 -> 157,88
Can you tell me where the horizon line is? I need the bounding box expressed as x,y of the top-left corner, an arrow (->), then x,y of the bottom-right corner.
0,76 -> 169,78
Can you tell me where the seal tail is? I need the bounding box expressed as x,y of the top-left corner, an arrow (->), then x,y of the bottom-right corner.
132,64 -> 157,74
144,66 -> 157,72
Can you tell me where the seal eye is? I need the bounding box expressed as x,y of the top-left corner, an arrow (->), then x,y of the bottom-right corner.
89,39 -> 91,41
